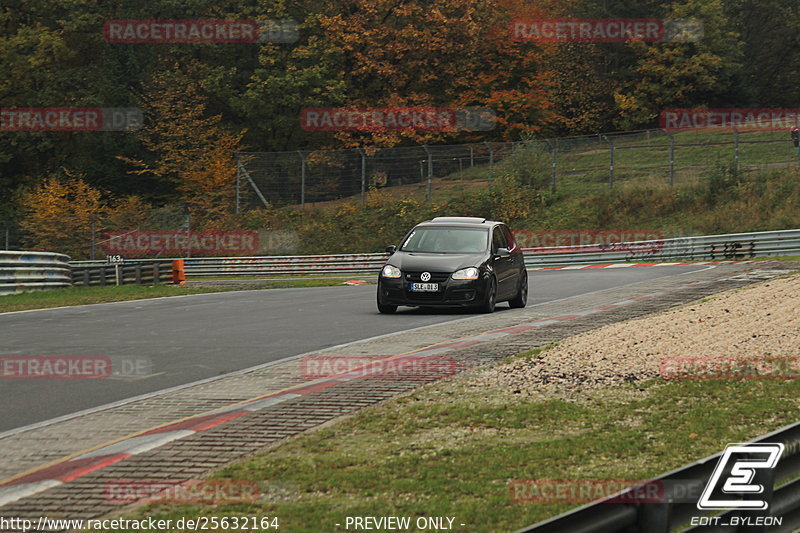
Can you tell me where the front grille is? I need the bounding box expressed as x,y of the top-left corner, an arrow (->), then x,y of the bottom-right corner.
404,271 -> 450,283
406,291 -> 445,302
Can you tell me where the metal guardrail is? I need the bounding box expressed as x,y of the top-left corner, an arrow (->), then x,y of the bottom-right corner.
0,251 -> 71,295
69,228 -> 800,277
522,229 -> 800,268
70,253 -> 388,277
71,261 -> 174,287
517,420 -> 800,533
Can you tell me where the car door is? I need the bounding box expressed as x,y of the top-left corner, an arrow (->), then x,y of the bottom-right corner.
501,224 -> 524,284
491,226 -> 515,299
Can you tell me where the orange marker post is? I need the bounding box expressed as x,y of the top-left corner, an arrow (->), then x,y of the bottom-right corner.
172,259 -> 186,285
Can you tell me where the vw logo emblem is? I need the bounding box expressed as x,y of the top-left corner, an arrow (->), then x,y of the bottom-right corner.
420,272 -> 431,282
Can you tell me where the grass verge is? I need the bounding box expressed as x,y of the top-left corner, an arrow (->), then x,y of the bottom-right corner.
97,350 -> 800,532
0,279 -> 353,314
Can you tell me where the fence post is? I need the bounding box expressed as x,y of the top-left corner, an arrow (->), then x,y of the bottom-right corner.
602,135 -> 614,189
184,210 -> 191,259
357,148 -> 366,204
469,145 -> 474,168
234,151 -> 241,214
484,141 -> 494,174
668,132 -> 675,186
546,138 -> 557,192
236,158 -> 270,209
115,264 -> 121,286
422,145 -> 432,200
90,218 -> 96,260
733,129 -> 740,174
298,151 -> 306,207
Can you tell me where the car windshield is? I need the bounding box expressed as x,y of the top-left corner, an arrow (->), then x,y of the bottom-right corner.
400,227 -> 488,254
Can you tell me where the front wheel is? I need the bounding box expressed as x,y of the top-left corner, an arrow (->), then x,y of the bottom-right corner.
377,292 -> 397,314
477,277 -> 496,313
509,272 -> 528,308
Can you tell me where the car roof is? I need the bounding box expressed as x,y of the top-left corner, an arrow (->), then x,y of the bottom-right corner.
416,217 -> 502,228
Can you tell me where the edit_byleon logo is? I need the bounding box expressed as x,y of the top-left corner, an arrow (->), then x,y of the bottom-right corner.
697,443 -> 784,511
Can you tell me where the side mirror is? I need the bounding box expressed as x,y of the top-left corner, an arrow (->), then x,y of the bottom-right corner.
385,245 -> 397,255
494,247 -> 510,258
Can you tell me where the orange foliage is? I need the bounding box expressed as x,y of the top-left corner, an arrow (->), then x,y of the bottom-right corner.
121,65 -> 245,226
19,172 -> 106,259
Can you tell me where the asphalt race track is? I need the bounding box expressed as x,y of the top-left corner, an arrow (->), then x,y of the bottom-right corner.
0,265 -> 712,432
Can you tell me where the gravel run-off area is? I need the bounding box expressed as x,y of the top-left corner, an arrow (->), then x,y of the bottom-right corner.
469,273 -> 800,395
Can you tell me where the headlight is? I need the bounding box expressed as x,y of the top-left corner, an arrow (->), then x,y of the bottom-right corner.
381,265 -> 401,278
452,267 -> 479,280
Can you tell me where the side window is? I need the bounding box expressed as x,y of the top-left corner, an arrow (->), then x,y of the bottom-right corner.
501,225 -> 516,250
492,227 -> 507,251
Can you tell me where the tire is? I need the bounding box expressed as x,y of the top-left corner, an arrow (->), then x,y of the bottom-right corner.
478,277 -> 497,313
377,292 -> 397,314
509,272 -> 528,309
378,304 -> 398,314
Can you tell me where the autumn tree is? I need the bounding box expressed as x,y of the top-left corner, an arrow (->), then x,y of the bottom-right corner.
19,172 -> 105,259
122,66 -> 245,226
612,0 -> 743,129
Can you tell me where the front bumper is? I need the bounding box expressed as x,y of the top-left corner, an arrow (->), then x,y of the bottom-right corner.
377,274 -> 488,307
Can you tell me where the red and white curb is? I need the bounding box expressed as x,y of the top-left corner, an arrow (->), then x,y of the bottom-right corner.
528,260 -> 756,271
0,263 -> 766,508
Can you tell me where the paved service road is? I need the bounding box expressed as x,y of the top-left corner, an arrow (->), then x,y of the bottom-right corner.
0,265 -> 710,431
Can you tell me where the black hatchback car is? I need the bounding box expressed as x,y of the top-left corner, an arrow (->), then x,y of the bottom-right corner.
377,217 -> 527,313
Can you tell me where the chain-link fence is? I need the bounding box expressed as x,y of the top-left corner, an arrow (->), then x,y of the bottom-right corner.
1,220 -> 19,251
235,129 -> 800,208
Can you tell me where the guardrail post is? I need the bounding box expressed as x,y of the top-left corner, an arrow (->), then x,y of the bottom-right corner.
135,264 -> 142,284
82,270 -> 89,286
153,263 -> 160,284
99,266 -> 107,286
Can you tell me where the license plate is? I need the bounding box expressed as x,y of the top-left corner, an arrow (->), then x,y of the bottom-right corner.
410,283 -> 439,292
